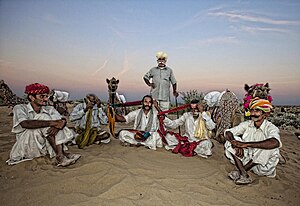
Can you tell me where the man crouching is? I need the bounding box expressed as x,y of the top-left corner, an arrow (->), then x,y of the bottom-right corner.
224,97 -> 281,185
6,83 -> 81,167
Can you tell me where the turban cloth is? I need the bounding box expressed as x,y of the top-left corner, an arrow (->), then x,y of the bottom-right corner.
204,91 -> 221,107
249,97 -> 273,113
25,83 -> 50,95
156,51 -> 168,59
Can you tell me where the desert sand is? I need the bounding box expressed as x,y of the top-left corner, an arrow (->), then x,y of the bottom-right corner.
0,106 -> 299,206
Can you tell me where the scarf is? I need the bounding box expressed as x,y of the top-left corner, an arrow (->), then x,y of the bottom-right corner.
194,113 -> 210,140
75,108 -> 98,149
135,109 -> 154,132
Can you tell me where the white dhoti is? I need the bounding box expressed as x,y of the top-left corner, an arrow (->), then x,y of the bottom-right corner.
118,130 -> 163,150
7,113 -> 73,165
164,133 -> 213,157
224,136 -> 280,177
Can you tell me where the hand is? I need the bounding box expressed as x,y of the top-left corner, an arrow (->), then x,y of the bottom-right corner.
86,101 -> 94,109
197,104 -> 204,113
173,91 -> 179,97
231,140 -> 248,148
234,147 -> 244,158
53,119 -> 67,129
47,127 -> 59,136
149,83 -> 156,89
153,99 -> 159,108
95,97 -> 102,108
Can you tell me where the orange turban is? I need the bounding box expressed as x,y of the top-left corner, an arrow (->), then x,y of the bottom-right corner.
249,97 -> 273,113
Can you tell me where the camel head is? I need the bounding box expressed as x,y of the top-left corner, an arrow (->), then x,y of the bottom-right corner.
106,77 -> 119,93
244,83 -> 270,99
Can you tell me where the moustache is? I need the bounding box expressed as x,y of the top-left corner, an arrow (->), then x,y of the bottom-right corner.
142,105 -> 151,109
250,115 -> 260,118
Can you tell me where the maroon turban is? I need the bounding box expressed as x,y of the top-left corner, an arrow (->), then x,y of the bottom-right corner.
25,83 -> 50,95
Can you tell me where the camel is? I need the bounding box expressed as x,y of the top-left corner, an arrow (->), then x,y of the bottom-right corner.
106,77 -> 126,115
243,83 -> 273,116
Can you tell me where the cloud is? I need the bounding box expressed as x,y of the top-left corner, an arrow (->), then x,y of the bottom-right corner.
116,54 -> 130,78
93,59 -> 109,75
195,36 -> 238,45
239,26 -> 290,34
208,11 -> 300,26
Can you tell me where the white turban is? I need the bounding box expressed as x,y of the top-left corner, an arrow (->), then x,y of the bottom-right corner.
156,51 -> 168,59
52,90 -> 69,102
204,91 -> 222,107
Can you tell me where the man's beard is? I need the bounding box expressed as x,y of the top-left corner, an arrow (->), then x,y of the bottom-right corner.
192,109 -> 200,118
142,104 -> 151,110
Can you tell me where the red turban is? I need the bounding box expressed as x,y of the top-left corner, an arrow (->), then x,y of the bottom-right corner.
25,83 -> 50,95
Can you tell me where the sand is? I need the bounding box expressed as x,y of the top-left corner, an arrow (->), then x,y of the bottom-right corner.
0,106 -> 299,206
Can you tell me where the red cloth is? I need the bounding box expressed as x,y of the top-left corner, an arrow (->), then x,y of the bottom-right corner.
167,131 -> 199,157
157,106 -> 199,157
25,83 -> 50,95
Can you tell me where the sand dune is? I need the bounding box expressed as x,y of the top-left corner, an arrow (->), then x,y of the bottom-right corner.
0,106 -> 299,206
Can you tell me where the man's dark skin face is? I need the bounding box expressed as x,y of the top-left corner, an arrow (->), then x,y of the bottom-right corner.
142,97 -> 153,112
157,58 -> 166,67
190,103 -> 200,118
250,108 -> 267,128
31,93 -> 49,107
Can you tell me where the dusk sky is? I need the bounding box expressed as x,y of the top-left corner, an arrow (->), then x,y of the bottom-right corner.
1,0 -> 299,105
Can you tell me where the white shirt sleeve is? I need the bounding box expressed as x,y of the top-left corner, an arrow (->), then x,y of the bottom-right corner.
202,111 -> 216,130
69,103 -> 86,122
12,105 -> 28,133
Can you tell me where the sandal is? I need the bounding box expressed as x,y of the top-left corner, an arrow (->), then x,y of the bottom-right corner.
228,171 -> 240,181
235,175 -> 252,185
56,156 -> 74,167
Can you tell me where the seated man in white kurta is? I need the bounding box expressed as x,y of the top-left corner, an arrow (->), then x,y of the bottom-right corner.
163,99 -> 216,158
114,95 -> 162,150
224,97 -> 281,185
6,83 -> 80,167
69,94 -> 110,149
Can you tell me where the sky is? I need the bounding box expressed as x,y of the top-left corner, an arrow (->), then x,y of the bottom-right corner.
0,0 -> 300,105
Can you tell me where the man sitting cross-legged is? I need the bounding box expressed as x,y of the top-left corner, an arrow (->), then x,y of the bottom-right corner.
224,97 -> 281,185
114,95 -> 162,150
162,99 -> 216,158
69,94 -> 110,149
7,83 -> 80,167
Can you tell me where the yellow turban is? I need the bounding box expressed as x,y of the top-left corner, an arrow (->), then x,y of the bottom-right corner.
156,51 -> 168,59
249,97 -> 273,113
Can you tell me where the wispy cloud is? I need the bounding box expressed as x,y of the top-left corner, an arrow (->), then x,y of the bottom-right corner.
208,11 -> 300,26
239,26 -> 290,34
195,36 -> 238,45
93,59 -> 109,75
116,53 -> 130,78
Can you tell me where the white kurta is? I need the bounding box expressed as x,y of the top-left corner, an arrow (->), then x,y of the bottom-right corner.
224,120 -> 281,177
163,112 -> 216,157
7,103 -> 74,165
69,103 -> 108,130
118,108 -> 162,150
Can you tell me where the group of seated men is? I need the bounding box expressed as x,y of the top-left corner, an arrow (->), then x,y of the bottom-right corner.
6,83 -> 281,185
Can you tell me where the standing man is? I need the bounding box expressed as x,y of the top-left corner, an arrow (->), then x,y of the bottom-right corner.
224,97 -> 281,185
69,94 -> 110,149
7,83 -> 80,167
143,51 -> 178,111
